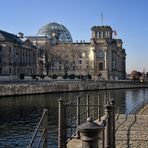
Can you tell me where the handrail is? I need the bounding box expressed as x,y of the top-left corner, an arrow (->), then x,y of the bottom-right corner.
27,109 -> 48,148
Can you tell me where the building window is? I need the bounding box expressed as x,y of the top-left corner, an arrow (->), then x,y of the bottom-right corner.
98,63 -> 103,70
73,66 -> 75,71
101,31 -> 103,38
0,67 -> 2,74
96,50 -> 104,59
9,47 -> 11,52
59,65 -> 61,70
97,31 -> 100,38
65,60 -> 68,64
79,54 -> 82,58
79,60 -> 82,64
0,46 -> 2,52
59,60 -> 62,64
9,68 -> 11,74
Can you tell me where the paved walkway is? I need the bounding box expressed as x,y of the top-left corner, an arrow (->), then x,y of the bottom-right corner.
67,104 -> 148,148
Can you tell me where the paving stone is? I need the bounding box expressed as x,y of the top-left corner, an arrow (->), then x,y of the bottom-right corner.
67,104 -> 148,148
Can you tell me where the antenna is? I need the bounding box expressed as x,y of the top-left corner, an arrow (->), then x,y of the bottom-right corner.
101,13 -> 103,26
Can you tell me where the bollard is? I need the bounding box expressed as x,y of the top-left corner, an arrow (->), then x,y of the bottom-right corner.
104,103 -> 114,148
78,117 -> 103,148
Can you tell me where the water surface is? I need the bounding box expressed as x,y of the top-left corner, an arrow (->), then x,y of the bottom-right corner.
0,88 -> 148,148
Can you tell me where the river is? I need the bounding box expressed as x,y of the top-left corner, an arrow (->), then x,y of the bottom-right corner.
0,88 -> 148,148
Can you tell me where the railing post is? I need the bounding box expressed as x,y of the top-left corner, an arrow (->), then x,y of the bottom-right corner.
63,106 -> 67,148
58,98 -> 64,148
87,94 -> 90,118
76,96 -> 80,139
98,94 -> 101,121
110,98 -> 115,148
104,93 -> 107,105
104,103 -> 114,148
43,109 -> 48,148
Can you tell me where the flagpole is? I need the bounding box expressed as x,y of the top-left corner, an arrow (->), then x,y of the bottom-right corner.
101,13 -> 103,26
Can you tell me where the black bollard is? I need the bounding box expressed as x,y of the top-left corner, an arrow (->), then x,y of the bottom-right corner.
78,117 -> 103,148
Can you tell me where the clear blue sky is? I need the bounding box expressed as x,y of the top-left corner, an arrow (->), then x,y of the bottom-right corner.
0,0 -> 148,73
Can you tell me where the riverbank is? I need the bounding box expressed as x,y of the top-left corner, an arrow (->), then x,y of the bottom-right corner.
0,80 -> 148,96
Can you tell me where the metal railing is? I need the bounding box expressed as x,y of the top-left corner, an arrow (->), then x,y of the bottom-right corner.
58,92 -> 111,148
77,98 -> 116,148
27,109 -> 48,148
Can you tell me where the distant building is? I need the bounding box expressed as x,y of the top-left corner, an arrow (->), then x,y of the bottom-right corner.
0,31 -> 37,77
91,26 -> 126,80
28,22 -> 126,80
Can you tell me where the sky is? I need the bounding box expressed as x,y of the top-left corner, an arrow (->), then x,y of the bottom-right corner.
0,0 -> 148,73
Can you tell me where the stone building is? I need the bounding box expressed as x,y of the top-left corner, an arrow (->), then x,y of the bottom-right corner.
91,26 -> 126,80
28,22 -> 126,80
0,31 -> 37,77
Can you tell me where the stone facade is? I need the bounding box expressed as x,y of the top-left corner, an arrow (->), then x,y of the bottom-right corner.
91,26 -> 126,80
0,31 -> 37,77
28,24 -> 126,80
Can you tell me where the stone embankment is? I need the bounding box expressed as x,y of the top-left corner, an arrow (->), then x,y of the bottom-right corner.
0,80 -> 148,96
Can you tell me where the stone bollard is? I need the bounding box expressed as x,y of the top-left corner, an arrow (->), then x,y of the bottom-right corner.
78,117 -> 103,148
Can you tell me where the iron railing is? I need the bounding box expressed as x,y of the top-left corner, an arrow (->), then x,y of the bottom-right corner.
58,92 -> 111,148
27,109 -> 48,148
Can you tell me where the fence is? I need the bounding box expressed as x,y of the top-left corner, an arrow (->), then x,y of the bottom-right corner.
58,92 -> 113,148
27,109 -> 48,148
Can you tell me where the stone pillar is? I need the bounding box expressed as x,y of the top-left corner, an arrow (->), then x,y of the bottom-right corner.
105,51 -> 107,70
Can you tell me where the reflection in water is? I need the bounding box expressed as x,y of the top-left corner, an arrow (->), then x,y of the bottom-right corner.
0,88 -> 148,147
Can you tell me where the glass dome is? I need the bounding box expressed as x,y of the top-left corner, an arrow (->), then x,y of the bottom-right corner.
37,22 -> 73,43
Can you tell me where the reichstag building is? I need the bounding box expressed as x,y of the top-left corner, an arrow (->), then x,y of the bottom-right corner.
0,22 -> 126,80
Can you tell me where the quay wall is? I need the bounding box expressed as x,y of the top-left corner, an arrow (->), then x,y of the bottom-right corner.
0,80 -> 148,96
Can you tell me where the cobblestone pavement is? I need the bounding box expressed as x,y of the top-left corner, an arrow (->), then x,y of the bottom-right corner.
116,104 -> 148,148
67,104 -> 148,148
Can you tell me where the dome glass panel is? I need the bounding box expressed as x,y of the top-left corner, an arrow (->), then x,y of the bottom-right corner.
37,22 -> 73,43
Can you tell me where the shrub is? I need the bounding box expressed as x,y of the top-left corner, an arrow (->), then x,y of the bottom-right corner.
52,74 -> 57,79
40,75 -> 45,79
69,74 -> 75,79
31,75 -> 36,79
20,73 -> 24,80
63,74 -> 68,79
87,74 -> 92,80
